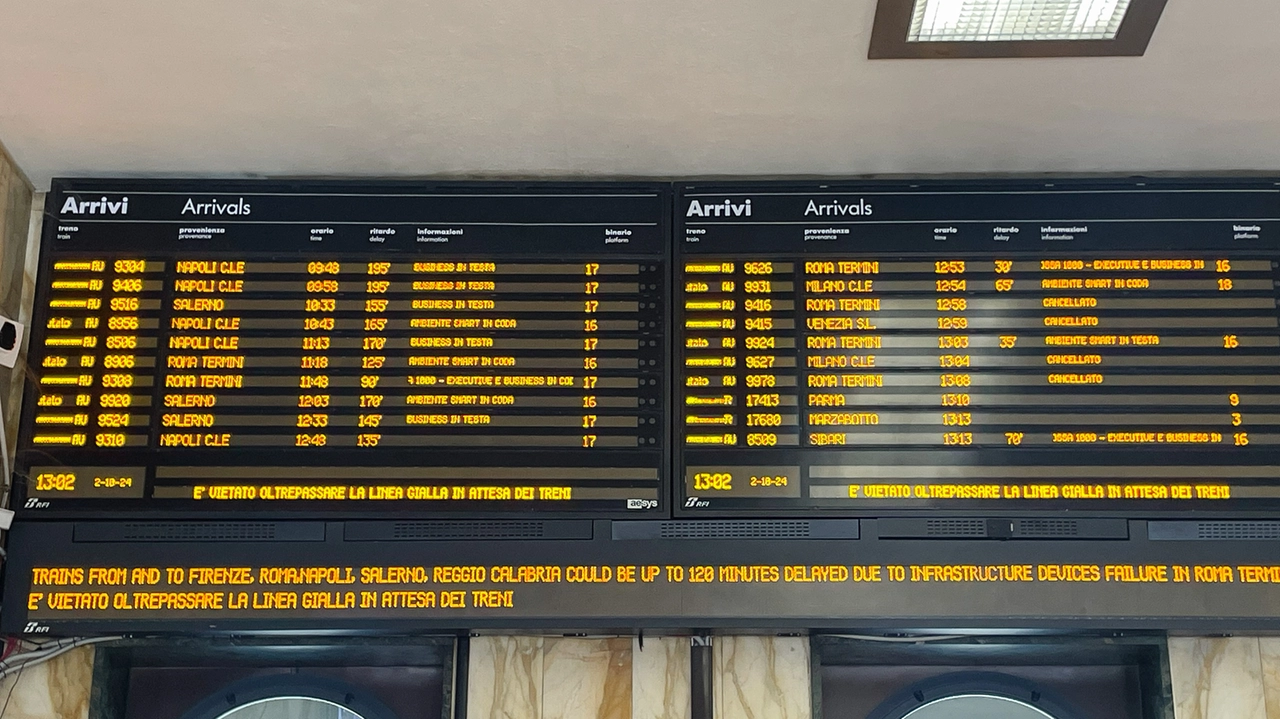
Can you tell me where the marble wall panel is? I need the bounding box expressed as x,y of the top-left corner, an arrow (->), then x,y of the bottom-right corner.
714,636 -> 810,719
468,636 -> 544,719
1257,638 -> 1280,719
0,145 -> 32,448
632,636 -> 689,719
466,635 -> 702,719
0,645 -> 95,719
1168,636 -> 1266,719
542,637 -> 631,719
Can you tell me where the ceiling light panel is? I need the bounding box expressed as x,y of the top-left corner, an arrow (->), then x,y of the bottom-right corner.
908,0 -> 1133,42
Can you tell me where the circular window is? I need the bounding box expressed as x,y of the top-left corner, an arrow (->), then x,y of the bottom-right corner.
867,672 -> 1083,719
181,675 -> 398,719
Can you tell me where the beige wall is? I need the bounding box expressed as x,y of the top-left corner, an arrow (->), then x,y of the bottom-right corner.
0,142 -> 33,454
5,1 -> 1280,186
1169,637 -> 1280,719
468,636 -> 667,719
0,646 -> 95,719
468,635 -> 809,719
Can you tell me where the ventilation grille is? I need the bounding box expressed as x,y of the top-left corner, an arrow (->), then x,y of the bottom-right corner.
1015,519 -> 1079,537
1197,521 -> 1280,540
392,521 -> 544,540
1149,520 -> 1280,541
343,520 -> 592,541
925,519 -> 987,537
612,520 -> 857,540
74,521 -> 325,543
880,517 -> 1125,540
660,521 -> 812,539
126,522 -> 274,541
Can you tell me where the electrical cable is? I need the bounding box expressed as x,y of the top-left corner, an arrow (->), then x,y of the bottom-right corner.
0,640 -> 75,673
820,633 -> 969,643
1,636 -> 99,665
0,636 -> 122,681
0,396 -> 9,500
0,395 -> 10,562
0,637 -> 113,679
0,666 -> 23,718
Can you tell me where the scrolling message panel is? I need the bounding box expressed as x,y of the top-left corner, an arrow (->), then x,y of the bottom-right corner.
7,522 -> 1280,633
21,182 -> 669,516
676,181 -> 1280,514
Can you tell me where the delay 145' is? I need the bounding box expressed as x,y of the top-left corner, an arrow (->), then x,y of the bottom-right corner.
676,181 -> 1280,514
19,182 -> 669,516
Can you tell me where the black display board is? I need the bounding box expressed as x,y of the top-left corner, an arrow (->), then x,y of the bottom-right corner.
7,176 -> 1280,636
17,180 -> 670,518
675,179 -> 1280,516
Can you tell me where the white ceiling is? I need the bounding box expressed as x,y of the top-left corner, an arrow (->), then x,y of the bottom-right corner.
1,0 -> 1277,189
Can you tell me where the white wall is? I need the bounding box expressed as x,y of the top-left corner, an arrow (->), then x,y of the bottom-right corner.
1,0 -> 1279,187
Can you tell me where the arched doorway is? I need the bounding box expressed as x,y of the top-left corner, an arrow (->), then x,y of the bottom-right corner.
868,671 -> 1085,719
181,674 -> 399,719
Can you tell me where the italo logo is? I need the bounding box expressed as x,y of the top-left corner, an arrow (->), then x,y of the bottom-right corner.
804,199 -> 872,217
182,197 -> 251,216
686,199 -> 751,218
59,196 -> 128,215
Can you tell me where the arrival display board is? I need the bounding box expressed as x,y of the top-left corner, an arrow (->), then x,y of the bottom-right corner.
18,181 -> 669,517
676,180 -> 1280,515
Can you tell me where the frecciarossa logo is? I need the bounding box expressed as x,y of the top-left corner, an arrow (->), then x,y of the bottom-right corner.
60,195 -> 128,215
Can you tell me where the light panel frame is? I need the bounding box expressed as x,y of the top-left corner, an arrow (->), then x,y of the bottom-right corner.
907,0 -> 1132,43
869,0 -> 1167,58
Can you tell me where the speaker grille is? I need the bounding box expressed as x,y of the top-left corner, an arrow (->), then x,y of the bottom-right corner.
925,519 -> 987,537
392,521 -> 544,539
344,520 -> 592,541
74,522 -> 324,542
660,521 -> 812,539
1197,521 -> 1280,540
1015,519 -> 1079,537
880,517 -> 1125,540
612,520 -> 857,540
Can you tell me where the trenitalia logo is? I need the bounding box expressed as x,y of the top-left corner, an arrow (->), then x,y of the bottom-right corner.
686,199 -> 751,218
59,196 -> 128,215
